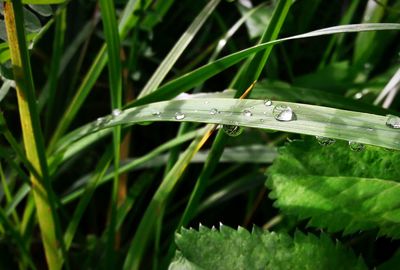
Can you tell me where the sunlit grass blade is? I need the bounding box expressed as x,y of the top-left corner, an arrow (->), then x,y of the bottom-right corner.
138,0 -> 221,98
3,2 -> 65,269
59,98 -> 400,150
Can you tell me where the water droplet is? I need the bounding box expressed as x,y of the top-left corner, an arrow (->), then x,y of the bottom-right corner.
132,71 -> 141,81
175,112 -> 185,120
386,115 -> 400,129
93,116 -> 110,130
272,105 -> 296,122
315,136 -> 335,146
112,109 -> 122,117
354,92 -> 363,100
259,119 -> 264,123
209,108 -> 219,115
243,110 -> 252,117
96,117 -> 106,126
264,99 -> 272,106
152,111 -> 161,117
349,141 -> 365,152
223,125 -> 243,137
364,62 -> 372,71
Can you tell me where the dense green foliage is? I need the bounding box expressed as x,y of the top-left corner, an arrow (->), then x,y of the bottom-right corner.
267,138 -> 400,237
0,0 -> 400,269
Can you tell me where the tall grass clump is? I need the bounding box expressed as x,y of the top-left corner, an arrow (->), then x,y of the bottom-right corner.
0,0 -> 400,269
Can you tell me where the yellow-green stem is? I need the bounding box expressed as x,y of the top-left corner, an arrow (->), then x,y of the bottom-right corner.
4,3 -> 62,270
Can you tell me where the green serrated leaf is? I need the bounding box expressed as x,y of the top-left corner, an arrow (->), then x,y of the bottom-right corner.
170,225 -> 367,270
267,138 -> 400,238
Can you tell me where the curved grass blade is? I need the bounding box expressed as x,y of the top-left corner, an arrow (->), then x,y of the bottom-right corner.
128,23 -> 400,108
57,98 -> 400,153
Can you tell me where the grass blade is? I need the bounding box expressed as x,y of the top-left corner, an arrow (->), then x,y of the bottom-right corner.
59,98 -> 400,150
3,2 -> 65,269
63,149 -> 111,250
61,127 -> 207,204
129,23 -> 400,108
47,0 -> 153,152
98,0 -> 122,265
44,6 -> 66,137
138,0 -> 221,98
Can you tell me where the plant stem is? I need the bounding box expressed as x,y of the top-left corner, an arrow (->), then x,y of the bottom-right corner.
3,2 -> 63,269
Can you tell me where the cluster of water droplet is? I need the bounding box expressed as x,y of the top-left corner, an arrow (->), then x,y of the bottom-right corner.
219,100 -> 298,137
159,100 -> 400,152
